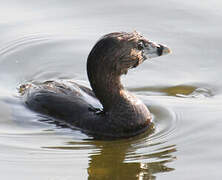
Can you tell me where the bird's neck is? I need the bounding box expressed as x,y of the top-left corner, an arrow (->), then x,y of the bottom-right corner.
88,69 -> 126,111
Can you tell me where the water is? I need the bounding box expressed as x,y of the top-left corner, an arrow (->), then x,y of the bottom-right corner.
0,0 -> 222,179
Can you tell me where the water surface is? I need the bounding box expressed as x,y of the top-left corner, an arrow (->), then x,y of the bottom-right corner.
0,0 -> 222,179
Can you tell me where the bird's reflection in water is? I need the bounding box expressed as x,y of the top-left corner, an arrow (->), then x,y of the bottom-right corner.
86,135 -> 176,180
42,121 -> 176,180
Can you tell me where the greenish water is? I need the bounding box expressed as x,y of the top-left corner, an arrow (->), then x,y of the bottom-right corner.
0,0 -> 222,179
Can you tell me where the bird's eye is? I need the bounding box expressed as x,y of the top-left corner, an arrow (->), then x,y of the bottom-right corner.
137,41 -> 144,50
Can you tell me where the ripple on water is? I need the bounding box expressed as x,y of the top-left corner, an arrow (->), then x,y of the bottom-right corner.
0,34 -> 53,58
0,34 -> 87,90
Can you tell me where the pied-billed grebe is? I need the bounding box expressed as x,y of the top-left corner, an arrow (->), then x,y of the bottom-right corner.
20,31 -> 171,138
